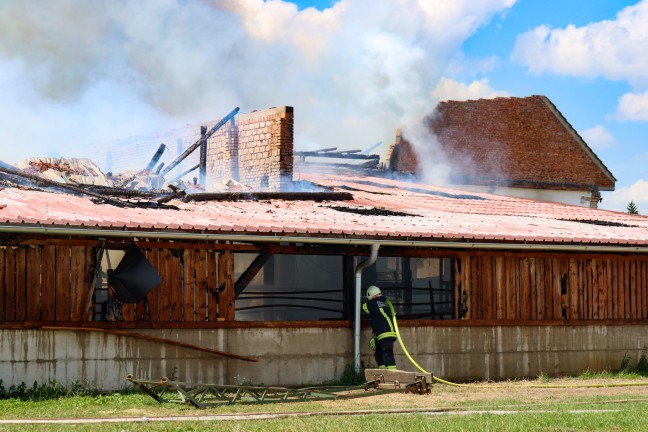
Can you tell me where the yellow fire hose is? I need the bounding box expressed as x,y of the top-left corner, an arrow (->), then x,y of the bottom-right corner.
387,300 -> 648,389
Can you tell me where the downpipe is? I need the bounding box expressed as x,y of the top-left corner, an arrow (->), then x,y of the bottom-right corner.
354,242 -> 380,374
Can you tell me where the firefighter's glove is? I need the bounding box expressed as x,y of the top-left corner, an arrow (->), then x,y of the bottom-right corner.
369,338 -> 376,351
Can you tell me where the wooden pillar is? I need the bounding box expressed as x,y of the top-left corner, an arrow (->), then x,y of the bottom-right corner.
218,250 -> 235,321
342,255 -> 355,320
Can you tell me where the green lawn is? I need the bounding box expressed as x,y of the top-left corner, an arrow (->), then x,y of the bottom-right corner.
2,376 -> 648,431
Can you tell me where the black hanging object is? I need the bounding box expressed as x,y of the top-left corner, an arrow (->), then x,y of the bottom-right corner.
108,246 -> 162,303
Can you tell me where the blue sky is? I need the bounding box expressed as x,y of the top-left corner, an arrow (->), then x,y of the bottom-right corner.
1,1 -> 647,212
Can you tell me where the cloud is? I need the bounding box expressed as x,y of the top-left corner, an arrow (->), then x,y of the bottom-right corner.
614,91 -> 648,121
432,77 -> 509,101
511,1 -> 648,86
600,178 -> 648,213
579,125 -> 617,150
0,0 -> 515,167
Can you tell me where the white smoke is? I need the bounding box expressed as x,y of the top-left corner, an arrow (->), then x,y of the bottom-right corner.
0,0 -> 515,170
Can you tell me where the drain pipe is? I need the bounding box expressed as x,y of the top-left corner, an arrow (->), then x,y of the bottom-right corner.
354,242 -> 380,374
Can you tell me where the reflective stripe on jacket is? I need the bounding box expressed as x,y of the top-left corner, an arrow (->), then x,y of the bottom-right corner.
362,295 -> 397,340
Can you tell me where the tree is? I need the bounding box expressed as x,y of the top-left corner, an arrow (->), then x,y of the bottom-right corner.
627,200 -> 639,214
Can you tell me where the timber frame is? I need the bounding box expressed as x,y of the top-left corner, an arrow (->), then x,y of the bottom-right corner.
2,233 -> 648,329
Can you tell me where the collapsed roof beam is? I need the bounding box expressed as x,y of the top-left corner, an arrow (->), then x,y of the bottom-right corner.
183,191 -> 354,202
0,166 -> 137,208
168,164 -> 200,185
161,107 -> 240,177
145,144 -> 166,171
295,149 -> 380,160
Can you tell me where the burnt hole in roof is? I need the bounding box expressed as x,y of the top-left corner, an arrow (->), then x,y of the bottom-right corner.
334,185 -> 391,195
561,219 -> 640,228
326,205 -> 419,217
349,180 -> 485,200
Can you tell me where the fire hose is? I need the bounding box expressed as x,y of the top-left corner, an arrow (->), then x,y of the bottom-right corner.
387,300 -> 648,389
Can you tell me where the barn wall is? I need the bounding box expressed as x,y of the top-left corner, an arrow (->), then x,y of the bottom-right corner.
456,252 -> 648,321
2,324 -> 647,390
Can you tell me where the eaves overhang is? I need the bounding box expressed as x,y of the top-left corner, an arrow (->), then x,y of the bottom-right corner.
2,224 -> 648,254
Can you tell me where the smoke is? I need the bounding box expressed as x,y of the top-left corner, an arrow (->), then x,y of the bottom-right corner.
0,0 -> 515,171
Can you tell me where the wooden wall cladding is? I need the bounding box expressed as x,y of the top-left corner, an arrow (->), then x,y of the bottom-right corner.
456,253 -> 648,321
125,248 -> 221,323
2,243 -> 648,325
0,245 -> 224,324
0,245 -> 92,322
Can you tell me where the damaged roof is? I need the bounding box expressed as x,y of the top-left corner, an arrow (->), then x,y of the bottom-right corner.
1,172 -> 647,248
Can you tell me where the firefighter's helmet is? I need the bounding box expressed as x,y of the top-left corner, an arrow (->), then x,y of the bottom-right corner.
367,285 -> 382,299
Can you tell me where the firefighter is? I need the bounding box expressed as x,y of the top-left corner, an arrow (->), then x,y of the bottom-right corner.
362,285 -> 398,370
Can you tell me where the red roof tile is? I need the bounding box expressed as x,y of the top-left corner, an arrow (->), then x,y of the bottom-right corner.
389,95 -> 616,191
0,172 -> 646,247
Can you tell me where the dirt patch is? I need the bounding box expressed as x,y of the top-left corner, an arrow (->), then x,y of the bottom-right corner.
316,378 -> 648,412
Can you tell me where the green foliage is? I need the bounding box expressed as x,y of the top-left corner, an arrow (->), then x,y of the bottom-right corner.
637,349 -> 648,375
0,379 -> 101,401
620,352 -> 633,372
627,200 -> 639,214
167,366 -> 179,381
322,363 -> 366,386
612,349 -> 648,377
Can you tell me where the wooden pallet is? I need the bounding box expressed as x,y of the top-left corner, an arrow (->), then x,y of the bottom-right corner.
363,369 -> 433,394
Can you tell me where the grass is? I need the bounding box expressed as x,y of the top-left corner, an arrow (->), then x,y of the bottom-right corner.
2,403 -> 648,432
3,365 -> 648,431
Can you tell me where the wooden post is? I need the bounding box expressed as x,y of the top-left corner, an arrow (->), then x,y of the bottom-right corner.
218,250 -> 235,321
82,248 -> 103,322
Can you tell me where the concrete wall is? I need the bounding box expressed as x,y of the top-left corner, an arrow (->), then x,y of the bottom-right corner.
2,325 -> 647,390
396,325 -> 648,381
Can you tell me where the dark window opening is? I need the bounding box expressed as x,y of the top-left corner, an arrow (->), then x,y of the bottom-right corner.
365,256 -> 455,320
235,254 -> 344,321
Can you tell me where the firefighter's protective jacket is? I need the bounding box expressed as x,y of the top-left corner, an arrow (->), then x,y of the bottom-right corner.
362,295 -> 397,340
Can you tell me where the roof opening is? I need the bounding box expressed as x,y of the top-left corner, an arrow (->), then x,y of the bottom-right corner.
561,219 -> 640,228
326,205 -> 419,217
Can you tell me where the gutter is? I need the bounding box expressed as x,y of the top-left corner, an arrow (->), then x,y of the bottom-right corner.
354,243 -> 379,374
1,225 -> 648,253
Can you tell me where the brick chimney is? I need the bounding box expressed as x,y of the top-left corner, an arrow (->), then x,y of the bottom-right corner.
205,106 -> 294,191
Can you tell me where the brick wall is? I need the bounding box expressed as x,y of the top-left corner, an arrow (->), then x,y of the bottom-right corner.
205,106 -> 294,191
91,106 -> 294,191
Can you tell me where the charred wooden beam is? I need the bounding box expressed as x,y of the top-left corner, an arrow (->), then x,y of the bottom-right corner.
168,163 -> 200,184
183,191 -> 353,202
199,126 -> 207,187
161,107 -> 240,177
294,150 -> 380,160
157,187 -> 186,204
295,159 -> 380,170
314,147 -> 338,153
145,144 -> 166,171
0,166 -> 137,208
74,184 -> 159,198
234,252 -> 273,298
154,162 -> 165,175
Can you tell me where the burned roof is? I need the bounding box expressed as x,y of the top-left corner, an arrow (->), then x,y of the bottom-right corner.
1,170 -> 647,248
